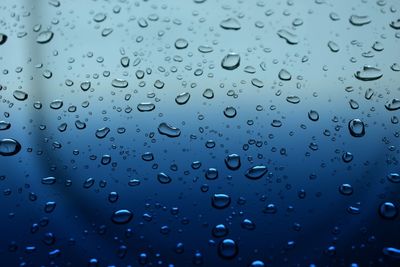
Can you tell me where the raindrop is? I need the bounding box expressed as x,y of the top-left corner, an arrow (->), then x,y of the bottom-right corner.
277,29 -> 298,44
348,119 -> 365,137
36,31 -> 54,44
245,165 -> 268,180
0,138 -> 21,156
212,194 -> 231,209
218,239 -> 238,259
158,123 -> 181,138
111,209 -> 133,224
220,18 -> 241,30
385,99 -> 400,111
221,53 -> 240,70
354,66 -> 382,81
223,106 -> 237,118
175,92 -> 191,105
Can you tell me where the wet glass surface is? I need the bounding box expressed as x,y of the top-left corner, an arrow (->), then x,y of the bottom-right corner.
0,0 -> 400,266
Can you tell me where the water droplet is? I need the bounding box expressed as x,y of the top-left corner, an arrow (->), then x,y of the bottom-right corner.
385,99 -> 400,111
157,172 -> 172,184
93,13 -> 106,23
225,154 -> 241,170
277,29 -> 298,44
354,66 -> 382,81
390,19 -> 400,30
218,239 -> 238,259
111,209 -> 133,224
387,173 -> 400,183
278,69 -> 291,81
175,38 -> 188,49
137,102 -> 155,112
13,90 -> 28,101
221,53 -> 240,70
339,184 -> 353,196
348,119 -> 365,137
95,127 -> 110,139
158,123 -> 181,138
251,78 -> 264,88
175,92 -> 191,105
212,224 -> 229,238
349,99 -> 359,109
223,106 -> 237,118
220,18 -> 241,30
379,202 -> 398,219
286,95 -> 300,104
50,100 -> 63,109
198,45 -> 213,53
308,110 -> 319,121
245,165 -> 268,180
327,41 -> 340,52
0,138 -> 21,156
0,33 -> 8,45
211,194 -> 231,209
202,88 -> 214,99
349,15 -> 371,26
0,121 -> 11,131
111,79 -> 128,88
383,247 -> 400,259
36,31 -> 54,44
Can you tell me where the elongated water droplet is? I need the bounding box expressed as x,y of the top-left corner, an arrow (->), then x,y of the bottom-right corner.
220,18 -> 241,30
175,92 -> 191,105
95,127 -> 110,139
36,31 -> 54,44
111,79 -> 128,88
158,123 -> 181,137
354,66 -> 382,81
137,102 -> 155,112
13,90 -> 28,101
277,29 -> 298,44
349,15 -> 371,26
211,194 -> 231,209
245,165 -> 268,180
111,209 -> 133,224
0,138 -> 21,156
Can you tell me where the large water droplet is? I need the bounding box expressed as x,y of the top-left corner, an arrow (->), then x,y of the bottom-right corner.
137,102 -> 155,112
157,172 -> 172,184
0,33 -> 7,45
218,239 -> 238,259
158,123 -> 181,138
223,106 -> 237,118
95,127 -> 110,139
175,92 -> 191,105
0,138 -> 21,156
277,29 -> 298,44
36,31 -> 54,44
220,18 -> 241,30
354,66 -> 382,81
175,38 -> 188,49
221,53 -> 240,70
111,209 -> 133,224
379,202 -> 398,219
245,165 -> 268,180
385,99 -> 400,111
278,69 -> 291,81
348,119 -> 365,137
225,154 -> 241,170
349,15 -> 371,26
13,90 -> 28,101
211,194 -> 231,209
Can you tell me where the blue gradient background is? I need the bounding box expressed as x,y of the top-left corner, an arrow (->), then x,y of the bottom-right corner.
0,0 -> 399,266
